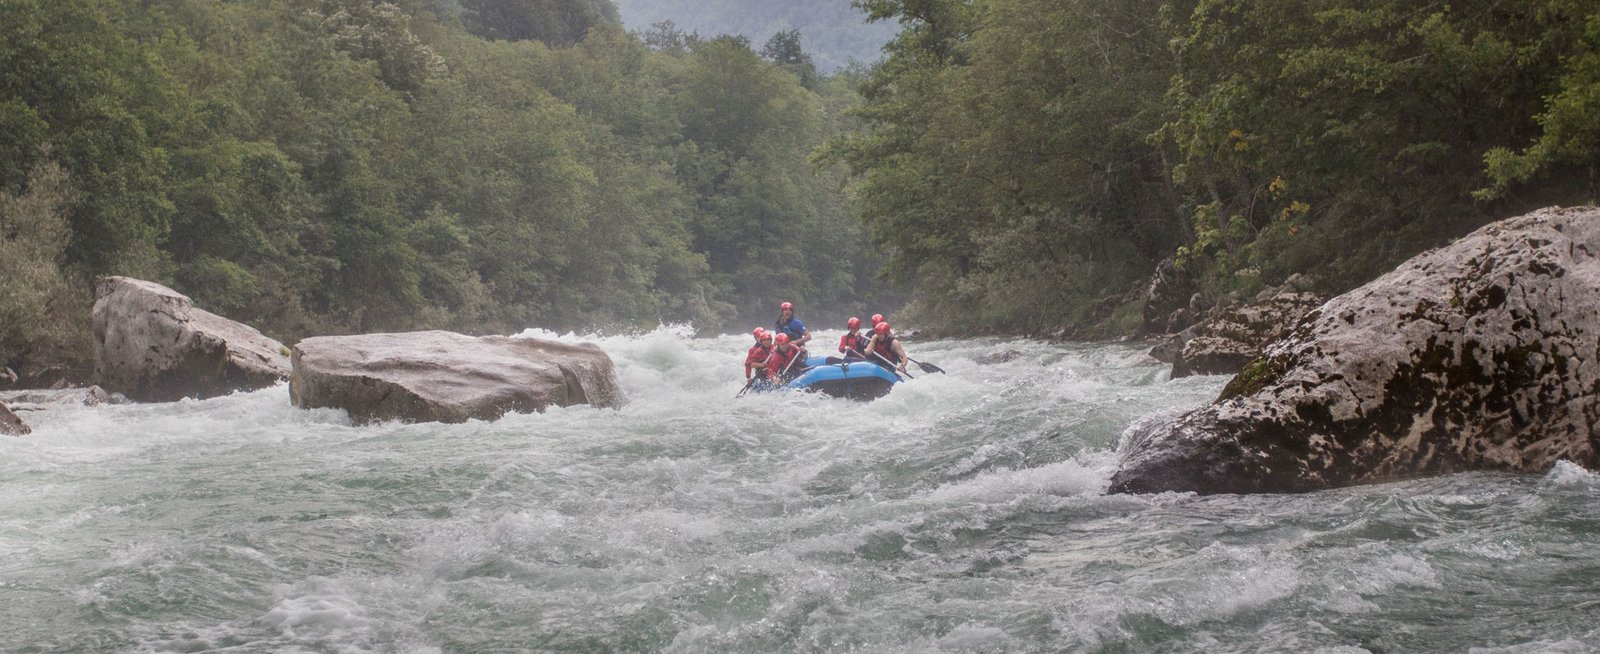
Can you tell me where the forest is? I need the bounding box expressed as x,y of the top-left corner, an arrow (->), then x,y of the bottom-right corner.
0,0 -> 885,380
2,0 -> 1598,380
833,0 -> 1599,335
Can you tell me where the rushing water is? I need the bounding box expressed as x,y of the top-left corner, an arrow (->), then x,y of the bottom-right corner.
2,329 -> 1599,653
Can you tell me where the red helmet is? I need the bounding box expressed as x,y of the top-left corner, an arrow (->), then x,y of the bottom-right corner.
775,333 -> 790,344
780,301 -> 793,311
753,327 -> 766,337
870,314 -> 884,325
758,331 -> 772,343
846,317 -> 860,329
874,322 -> 890,334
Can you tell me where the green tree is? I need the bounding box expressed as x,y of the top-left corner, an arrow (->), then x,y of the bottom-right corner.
1482,4 -> 1600,200
458,0 -> 619,45
762,30 -> 819,88
0,160 -> 92,377
0,0 -> 179,276
1164,0 -> 1587,294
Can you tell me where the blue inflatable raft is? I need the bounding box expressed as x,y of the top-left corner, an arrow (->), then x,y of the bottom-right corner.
757,355 -> 900,401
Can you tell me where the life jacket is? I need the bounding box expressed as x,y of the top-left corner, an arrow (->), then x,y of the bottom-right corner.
766,345 -> 803,379
871,333 -> 900,364
839,331 -> 866,356
745,344 -> 772,369
774,316 -> 806,341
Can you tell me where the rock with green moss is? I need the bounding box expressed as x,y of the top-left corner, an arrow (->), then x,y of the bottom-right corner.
1154,290 -> 1325,377
1112,206 -> 1600,495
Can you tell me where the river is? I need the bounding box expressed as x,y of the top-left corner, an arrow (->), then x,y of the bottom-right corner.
2,329 -> 1598,652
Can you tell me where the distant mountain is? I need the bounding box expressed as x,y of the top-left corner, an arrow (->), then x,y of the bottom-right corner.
610,0 -> 895,72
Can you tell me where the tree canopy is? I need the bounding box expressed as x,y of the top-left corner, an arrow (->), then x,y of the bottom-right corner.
831,0 -> 1600,335
0,0 -> 888,377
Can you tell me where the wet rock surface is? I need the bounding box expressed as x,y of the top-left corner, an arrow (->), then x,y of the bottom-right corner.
0,386 -> 121,412
1112,206 -> 1600,495
1140,256 -> 1199,336
289,330 -> 624,424
1162,291 -> 1327,377
93,277 -> 291,402
0,402 -> 27,436
974,349 -> 1024,365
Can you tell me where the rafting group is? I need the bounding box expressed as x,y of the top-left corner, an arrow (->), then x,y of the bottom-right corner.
737,301 -> 939,401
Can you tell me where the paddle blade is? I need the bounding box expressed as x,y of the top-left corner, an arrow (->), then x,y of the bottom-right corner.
915,360 -> 946,374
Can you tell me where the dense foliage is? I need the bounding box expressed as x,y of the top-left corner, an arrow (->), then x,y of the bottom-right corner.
834,0 -> 1600,335
5,0 -> 1597,378
610,0 -> 896,72
0,0 -> 883,377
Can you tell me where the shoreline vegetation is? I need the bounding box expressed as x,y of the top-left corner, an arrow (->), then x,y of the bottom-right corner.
3,0 -> 1598,388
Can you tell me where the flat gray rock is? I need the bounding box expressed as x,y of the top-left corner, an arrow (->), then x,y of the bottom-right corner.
289,330 -> 624,424
93,277 -> 290,402
1111,206 -> 1600,494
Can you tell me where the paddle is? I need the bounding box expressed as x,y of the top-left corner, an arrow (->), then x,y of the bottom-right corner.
778,346 -> 805,381
907,357 -> 945,374
868,350 -> 911,380
739,343 -> 780,398
735,376 -> 759,398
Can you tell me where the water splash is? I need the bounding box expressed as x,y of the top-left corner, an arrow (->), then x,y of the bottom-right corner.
1,333 -> 1598,652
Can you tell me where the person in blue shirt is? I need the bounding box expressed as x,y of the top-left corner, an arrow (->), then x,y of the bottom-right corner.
773,301 -> 811,350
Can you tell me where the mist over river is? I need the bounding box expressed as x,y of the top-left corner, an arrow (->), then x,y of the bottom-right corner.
3,329 -> 1599,653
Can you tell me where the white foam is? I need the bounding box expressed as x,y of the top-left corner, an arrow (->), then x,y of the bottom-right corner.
937,624 -> 1009,649
1468,638 -> 1600,654
924,454 -> 1115,504
1539,460 -> 1600,490
255,576 -> 442,654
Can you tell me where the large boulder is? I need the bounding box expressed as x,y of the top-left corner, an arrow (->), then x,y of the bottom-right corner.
1,402 -> 28,436
1111,206 -> 1600,495
289,330 -> 624,424
93,277 -> 291,402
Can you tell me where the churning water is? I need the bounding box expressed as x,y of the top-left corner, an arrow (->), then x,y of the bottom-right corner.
3,329 -> 1599,653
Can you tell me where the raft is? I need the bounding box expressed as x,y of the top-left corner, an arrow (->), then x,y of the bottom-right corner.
771,355 -> 900,401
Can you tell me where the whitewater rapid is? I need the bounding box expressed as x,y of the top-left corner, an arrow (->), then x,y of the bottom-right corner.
2,328 -> 1598,652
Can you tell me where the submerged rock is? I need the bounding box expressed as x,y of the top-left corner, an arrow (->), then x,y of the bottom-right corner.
1111,206 -> 1600,495
1,402 -> 27,436
0,386 -> 121,412
974,349 -> 1024,365
289,330 -> 624,424
93,277 -> 291,402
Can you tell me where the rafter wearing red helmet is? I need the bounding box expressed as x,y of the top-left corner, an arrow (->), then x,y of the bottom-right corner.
864,321 -> 909,376
838,316 -> 868,358
773,301 -> 811,350
766,332 -> 807,382
744,328 -> 774,380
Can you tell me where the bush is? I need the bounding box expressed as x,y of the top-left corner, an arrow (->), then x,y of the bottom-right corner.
0,160 -> 93,381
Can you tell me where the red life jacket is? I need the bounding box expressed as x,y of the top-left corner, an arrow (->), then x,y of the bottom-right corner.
766,345 -> 802,379
839,331 -> 866,356
871,333 -> 899,363
745,344 -> 772,377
